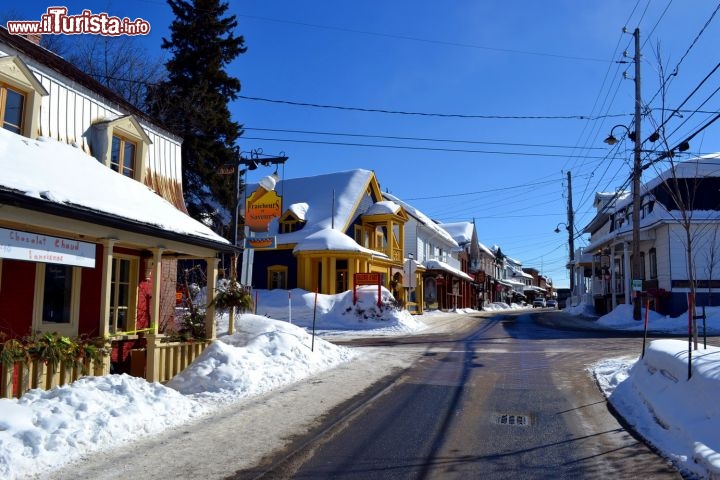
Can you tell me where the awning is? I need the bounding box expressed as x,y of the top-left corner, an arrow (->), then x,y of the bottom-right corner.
423,259 -> 474,281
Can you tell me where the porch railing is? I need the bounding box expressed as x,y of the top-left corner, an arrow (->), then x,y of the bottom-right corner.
146,336 -> 211,383
1,356 -> 108,399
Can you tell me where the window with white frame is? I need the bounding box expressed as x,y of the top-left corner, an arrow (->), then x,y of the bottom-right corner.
109,256 -> 138,334
649,248 -> 657,279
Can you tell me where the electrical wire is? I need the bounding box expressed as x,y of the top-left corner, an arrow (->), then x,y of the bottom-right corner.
240,135 -> 621,159
244,127 -> 605,150
237,95 -> 628,120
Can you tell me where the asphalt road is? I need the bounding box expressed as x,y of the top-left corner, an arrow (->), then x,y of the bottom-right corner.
238,310 -> 682,479
45,310 -> 689,480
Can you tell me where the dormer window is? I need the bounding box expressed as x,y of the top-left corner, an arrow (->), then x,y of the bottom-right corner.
0,56 -> 49,138
111,134 -> 137,178
278,207 -> 307,234
88,115 -> 151,182
1,84 -> 24,134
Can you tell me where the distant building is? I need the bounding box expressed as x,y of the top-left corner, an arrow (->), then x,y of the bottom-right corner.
582,155 -> 720,316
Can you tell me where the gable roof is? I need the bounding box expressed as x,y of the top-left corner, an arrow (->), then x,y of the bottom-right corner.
245,169 -> 378,245
440,222 -> 474,245
382,192 -> 458,246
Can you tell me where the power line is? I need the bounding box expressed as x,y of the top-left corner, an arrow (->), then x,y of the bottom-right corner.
238,95 -> 630,120
241,135 -> 620,159
235,13 -> 611,63
402,178 -> 564,201
244,127 -> 606,150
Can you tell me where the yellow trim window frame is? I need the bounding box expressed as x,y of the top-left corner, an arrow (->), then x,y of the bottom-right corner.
110,134 -> 137,178
268,265 -> 288,290
0,83 -> 25,135
32,263 -> 81,336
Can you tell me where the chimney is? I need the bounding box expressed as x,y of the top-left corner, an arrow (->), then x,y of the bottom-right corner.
23,34 -> 42,45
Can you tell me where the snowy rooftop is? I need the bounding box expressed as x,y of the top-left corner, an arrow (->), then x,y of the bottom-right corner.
0,129 -> 228,246
383,192 -> 458,247
246,169 -> 375,245
439,221 -> 474,245
365,200 -> 402,216
424,258 -> 473,281
293,228 -> 382,256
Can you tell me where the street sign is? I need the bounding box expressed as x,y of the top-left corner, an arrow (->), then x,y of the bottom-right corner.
218,164 -> 235,175
353,272 -> 382,306
632,279 -> 643,292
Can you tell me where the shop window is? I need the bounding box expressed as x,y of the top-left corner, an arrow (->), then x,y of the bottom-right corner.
109,257 -> 138,334
268,265 -> 288,290
336,260 -> 348,292
33,263 -> 80,335
1,84 -> 24,134
649,248 -> 657,279
639,252 -> 646,280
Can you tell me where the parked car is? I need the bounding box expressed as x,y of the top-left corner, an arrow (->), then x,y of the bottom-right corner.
532,297 -> 546,308
546,299 -> 558,309
556,288 -> 571,309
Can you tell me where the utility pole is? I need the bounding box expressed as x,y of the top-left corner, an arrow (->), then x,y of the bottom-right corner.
632,28 -> 642,321
566,171 -> 575,294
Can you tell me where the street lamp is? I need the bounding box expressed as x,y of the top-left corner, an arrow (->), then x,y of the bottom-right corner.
603,124 -> 634,146
605,82 -> 643,321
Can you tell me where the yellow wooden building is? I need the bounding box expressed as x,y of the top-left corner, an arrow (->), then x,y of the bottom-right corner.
245,169 -> 423,309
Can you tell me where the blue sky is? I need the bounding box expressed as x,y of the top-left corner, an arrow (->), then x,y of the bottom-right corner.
6,1 -> 720,288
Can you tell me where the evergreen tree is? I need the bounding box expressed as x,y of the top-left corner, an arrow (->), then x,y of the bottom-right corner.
147,0 -> 246,235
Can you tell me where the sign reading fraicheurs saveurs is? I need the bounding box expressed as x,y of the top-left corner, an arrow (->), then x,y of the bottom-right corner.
0,228 -> 96,267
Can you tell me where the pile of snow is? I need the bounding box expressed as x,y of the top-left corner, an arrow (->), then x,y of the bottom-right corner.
594,339 -> 720,478
483,302 -> 528,311
593,304 -> 720,334
0,375 -> 208,479
168,315 -> 356,403
245,286 -> 426,336
0,315 -> 355,480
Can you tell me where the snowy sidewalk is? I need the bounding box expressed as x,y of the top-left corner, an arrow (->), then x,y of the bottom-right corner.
41,347 -> 417,480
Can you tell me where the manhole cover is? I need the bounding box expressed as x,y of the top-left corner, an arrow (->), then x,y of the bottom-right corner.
495,414 -> 530,426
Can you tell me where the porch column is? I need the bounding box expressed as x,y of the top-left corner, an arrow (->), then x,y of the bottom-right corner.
348,255 -> 357,281
623,242 -> 631,306
205,257 -> 219,339
98,238 -> 116,376
145,247 -> 164,383
329,257 -> 337,294
150,247 -> 164,334
321,257 -> 330,293
99,238 -> 116,338
301,256 -> 312,290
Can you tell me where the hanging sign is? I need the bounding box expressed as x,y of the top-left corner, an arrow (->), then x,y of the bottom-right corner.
245,187 -> 282,233
0,228 -> 96,267
244,236 -> 277,249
